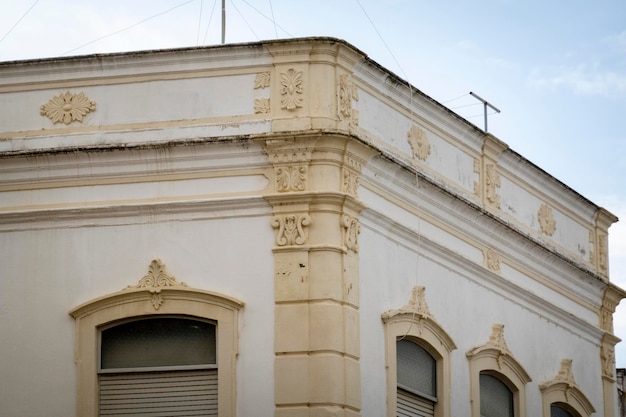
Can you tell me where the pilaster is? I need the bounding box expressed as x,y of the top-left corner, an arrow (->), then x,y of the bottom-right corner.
479,133 -> 508,213
263,134 -> 373,417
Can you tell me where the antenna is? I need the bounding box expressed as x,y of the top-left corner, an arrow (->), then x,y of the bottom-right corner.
221,0 -> 226,44
469,91 -> 500,133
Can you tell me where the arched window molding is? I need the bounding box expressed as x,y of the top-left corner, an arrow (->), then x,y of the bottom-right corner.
382,287 -> 457,417
540,359 -> 595,417
466,324 -> 531,417
69,259 -> 244,417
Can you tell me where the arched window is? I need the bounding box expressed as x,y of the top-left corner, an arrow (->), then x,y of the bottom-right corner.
382,287 -> 456,417
466,324 -> 531,417
539,359 -> 594,417
396,339 -> 437,416
70,260 -> 243,417
99,317 -> 218,415
550,404 -> 576,417
479,373 -> 514,417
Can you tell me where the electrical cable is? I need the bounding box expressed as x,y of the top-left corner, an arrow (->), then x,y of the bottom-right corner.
238,0 -> 291,37
268,0 -> 278,39
230,0 -> 260,40
202,0 -> 218,44
196,0 -> 204,45
0,0 -> 40,44
61,0 -> 195,56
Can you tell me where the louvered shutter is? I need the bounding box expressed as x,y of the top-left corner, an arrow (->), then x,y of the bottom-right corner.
397,387 -> 435,417
100,368 -> 217,416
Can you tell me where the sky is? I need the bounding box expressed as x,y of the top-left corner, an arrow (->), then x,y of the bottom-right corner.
1,0 -> 626,366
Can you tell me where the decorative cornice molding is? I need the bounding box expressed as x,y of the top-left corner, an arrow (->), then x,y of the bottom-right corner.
40,91 -> 96,124
125,259 -> 187,310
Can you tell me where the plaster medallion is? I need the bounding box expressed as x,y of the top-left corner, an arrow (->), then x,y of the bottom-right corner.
254,98 -> 270,114
40,91 -> 96,124
484,248 -> 501,273
485,164 -> 501,208
272,214 -> 311,246
280,68 -> 303,110
254,72 -> 271,89
341,214 -> 361,253
407,124 -> 431,161
538,203 -> 557,236
275,164 -> 307,192
125,259 -> 187,310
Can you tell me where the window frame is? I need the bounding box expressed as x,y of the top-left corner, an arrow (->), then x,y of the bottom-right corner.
70,284 -> 243,417
382,288 -> 456,417
466,324 -> 531,417
539,359 -> 595,417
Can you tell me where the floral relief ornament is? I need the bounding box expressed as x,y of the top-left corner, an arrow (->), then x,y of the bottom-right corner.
407,124 -> 431,161
271,214 -> 311,246
280,68 -> 303,110
126,259 -> 187,310
40,91 -> 96,124
538,203 -> 557,236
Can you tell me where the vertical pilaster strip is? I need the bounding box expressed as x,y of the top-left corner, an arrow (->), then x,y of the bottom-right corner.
594,208 -> 618,279
599,284 -> 626,416
265,136 -> 372,417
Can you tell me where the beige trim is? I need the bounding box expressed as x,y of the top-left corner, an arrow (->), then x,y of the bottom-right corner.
382,287 -> 456,417
466,324 -> 531,417
69,259 -> 243,417
539,359 -> 595,417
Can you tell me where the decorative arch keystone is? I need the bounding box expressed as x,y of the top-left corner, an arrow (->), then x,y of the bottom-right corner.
539,359 -> 595,417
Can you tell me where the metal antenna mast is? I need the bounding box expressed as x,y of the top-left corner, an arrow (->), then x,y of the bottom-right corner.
221,0 -> 226,44
469,91 -> 500,133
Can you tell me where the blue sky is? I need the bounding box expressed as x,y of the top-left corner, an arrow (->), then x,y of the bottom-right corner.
2,0 -> 626,365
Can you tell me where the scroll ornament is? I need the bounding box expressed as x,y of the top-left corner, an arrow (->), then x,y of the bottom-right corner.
272,214 -> 311,246
125,259 -> 187,310
40,91 -> 96,124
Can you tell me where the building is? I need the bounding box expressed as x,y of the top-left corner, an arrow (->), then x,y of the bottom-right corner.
0,37 -> 624,417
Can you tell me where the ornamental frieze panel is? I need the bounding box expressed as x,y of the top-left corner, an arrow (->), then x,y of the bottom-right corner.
338,73 -> 359,125
254,72 -> 271,89
40,91 -> 96,124
598,234 -> 608,275
407,124 -> 431,161
538,203 -> 557,236
341,214 -> 361,253
272,214 -> 311,246
342,155 -> 363,196
473,158 -> 481,197
485,164 -> 501,208
275,164 -> 307,192
280,68 -> 303,110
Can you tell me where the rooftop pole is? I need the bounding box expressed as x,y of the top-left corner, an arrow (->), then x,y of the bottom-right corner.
221,0 -> 226,44
469,91 -> 501,133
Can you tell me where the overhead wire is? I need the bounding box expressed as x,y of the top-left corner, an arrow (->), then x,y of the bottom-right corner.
238,0 -> 291,37
61,0 -> 195,56
0,0 -> 40,44
202,0 -> 218,44
196,0 -> 204,45
268,0 -> 278,39
230,0 -> 260,40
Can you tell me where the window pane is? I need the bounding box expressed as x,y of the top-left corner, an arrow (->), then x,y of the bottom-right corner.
396,339 -> 436,398
480,373 -> 513,417
101,317 -> 216,369
551,404 -> 575,417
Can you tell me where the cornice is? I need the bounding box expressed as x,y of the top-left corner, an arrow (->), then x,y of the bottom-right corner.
360,210 -> 606,345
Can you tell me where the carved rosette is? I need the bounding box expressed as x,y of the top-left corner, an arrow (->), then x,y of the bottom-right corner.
254,72 -> 271,89
275,165 -> 307,192
40,91 -> 96,124
485,164 -> 501,208
271,214 -> 311,246
125,259 -> 187,310
338,73 -> 359,125
341,214 -> 361,253
254,98 -> 270,114
484,248 -> 501,273
280,68 -> 303,110
407,124 -> 431,161
538,203 -> 557,236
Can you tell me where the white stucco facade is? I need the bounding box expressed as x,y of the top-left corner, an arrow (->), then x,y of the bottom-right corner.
0,37 -> 623,417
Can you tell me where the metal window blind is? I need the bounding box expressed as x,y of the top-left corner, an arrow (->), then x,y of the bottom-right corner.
99,368 -> 217,416
397,387 -> 435,417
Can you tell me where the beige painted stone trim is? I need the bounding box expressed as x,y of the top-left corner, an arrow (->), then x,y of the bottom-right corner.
382,286 -> 456,417
466,324 -> 531,417
69,259 -> 243,417
539,359 -> 595,417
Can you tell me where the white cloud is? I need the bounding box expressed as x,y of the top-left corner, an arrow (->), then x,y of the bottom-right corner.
528,64 -> 626,96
